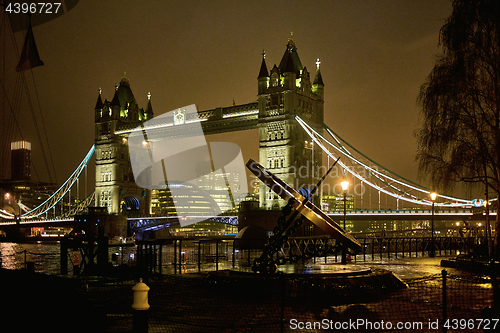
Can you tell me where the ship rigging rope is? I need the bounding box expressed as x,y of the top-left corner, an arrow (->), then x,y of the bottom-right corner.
0,11 -> 57,184
1,10 -> 5,177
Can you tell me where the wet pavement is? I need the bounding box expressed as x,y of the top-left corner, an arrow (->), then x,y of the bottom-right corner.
353,256 -> 462,280
237,255 -> 466,281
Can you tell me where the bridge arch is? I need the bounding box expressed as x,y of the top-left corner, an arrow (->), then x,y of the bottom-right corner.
120,193 -> 146,215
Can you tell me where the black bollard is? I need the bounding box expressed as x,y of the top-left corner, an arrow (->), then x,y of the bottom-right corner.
60,238 -> 68,275
132,278 -> 150,333
442,269 -> 447,333
133,310 -> 148,333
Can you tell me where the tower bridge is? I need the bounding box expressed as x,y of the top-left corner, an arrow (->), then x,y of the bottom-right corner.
115,102 -> 259,137
93,35 -> 325,218
1,36 -> 489,240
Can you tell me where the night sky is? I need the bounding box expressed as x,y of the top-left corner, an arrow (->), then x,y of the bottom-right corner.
1,1 -> 453,201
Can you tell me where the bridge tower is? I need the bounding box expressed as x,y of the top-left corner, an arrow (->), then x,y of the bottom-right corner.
257,36 -> 325,209
94,76 -> 152,215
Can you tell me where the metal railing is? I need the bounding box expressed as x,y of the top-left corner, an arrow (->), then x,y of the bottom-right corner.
135,236 -> 482,275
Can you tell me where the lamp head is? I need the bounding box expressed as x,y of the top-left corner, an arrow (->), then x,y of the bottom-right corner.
340,176 -> 349,192
430,192 -> 438,201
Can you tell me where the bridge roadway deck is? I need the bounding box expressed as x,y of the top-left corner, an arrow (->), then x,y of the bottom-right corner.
0,209 -> 492,229
326,209 -> 494,221
115,102 -> 259,137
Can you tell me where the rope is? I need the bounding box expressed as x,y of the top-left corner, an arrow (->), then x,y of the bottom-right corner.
19,67 -> 54,183
29,68 -> 58,184
0,13 -> 54,183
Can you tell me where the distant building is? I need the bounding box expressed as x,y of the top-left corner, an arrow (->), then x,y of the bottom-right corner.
169,221 -> 237,237
0,141 -> 57,217
10,141 -> 31,181
322,194 -> 354,211
150,172 -> 241,217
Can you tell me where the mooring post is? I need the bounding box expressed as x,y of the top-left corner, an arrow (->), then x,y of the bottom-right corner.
491,260 -> 499,308
442,269 -> 447,333
216,239 -> 219,271
60,238 -> 68,275
408,238 -> 412,257
232,239 -> 236,268
173,240 -> 177,274
158,243 -> 163,275
97,236 -> 108,274
395,238 -> 398,259
324,240 -> 328,264
137,243 -> 143,274
371,238 -> 375,260
379,239 -> 383,260
178,239 -> 183,274
132,278 -> 150,333
387,238 -> 390,260
198,240 -> 201,273
280,274 -> 285,333
402,238 -> 405,258
152,244 -> 157,274
247,239 -> 251,266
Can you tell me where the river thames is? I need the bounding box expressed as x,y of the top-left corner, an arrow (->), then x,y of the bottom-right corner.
0,240 -> 469,279
0,241 -> 137,274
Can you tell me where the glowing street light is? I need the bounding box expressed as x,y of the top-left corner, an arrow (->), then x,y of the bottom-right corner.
430,192 -> 437,258
341,175 -> 349,229
340,174 -> 349,264
341,177 -> 349,192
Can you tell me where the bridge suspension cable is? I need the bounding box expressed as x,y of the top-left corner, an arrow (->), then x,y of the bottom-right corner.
20,145 -> 95,219
59,191 -> 95,219
295,116 -> 474,208
0,209 -> 14,219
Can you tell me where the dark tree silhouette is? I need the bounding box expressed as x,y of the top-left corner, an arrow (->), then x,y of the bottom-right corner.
415,0 -> 500,256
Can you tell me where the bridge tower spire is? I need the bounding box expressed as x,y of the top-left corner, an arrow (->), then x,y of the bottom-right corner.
257,36 -> 324,210
94,76 -> 151,216
312,58 -> 325,99
257,50 -> 269,95
144,92 -> 154,120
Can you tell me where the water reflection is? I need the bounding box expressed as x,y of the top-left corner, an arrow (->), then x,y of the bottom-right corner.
0,242 -> 137,275
0,242 -> 60,273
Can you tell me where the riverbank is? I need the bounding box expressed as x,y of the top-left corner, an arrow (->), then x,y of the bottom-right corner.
2,265 -> 498,332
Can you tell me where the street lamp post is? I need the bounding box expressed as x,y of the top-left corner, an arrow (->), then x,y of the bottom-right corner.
340,175 -> 349,264
430,192 -> 437,258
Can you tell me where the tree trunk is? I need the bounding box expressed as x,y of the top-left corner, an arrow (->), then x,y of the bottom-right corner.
496,207 -> 500,259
